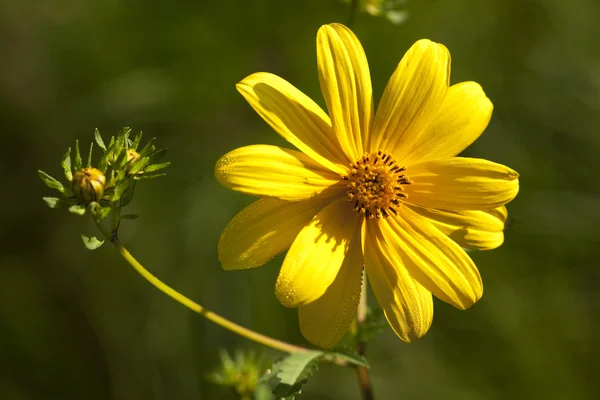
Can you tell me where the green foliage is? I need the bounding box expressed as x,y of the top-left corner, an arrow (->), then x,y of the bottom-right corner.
38,170 -> 66,193
81,235 -> 105,250
61,148 -> 73,182
94,128 -> 106,151
68,205 -> 86,216
42,197 -> 62,209
323,347 -> 369,368
207,349 -> 272,400
73,140 -> 83,171
264,351 -> 322,399
263,349 -> 369,399
38,127 -> 170,247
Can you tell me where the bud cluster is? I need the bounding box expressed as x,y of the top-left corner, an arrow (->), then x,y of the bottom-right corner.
38,127 -> 170,222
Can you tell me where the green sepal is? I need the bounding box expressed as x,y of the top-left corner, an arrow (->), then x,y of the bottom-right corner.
68,205 -> 86,215
109,179 -> 133,203
38,170 -> 65,193
42,197 -> 64,209
86,142 -> 94,168
94,128 -> 107,151
61,148 -> 73,181
138,137 -> 156,155
133,173 -> 166,180
127,156 -> 150,175
81,234 -> 104,250
74,140 -> 83,171
98,136 -> 116,172
144,161 -> 170,174
131,131 -> 143,150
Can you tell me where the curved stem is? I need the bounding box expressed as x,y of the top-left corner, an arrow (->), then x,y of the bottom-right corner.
94,219 -> 306,354
356,272 -> 375,400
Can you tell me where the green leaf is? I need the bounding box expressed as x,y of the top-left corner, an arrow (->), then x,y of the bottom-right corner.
94,128 -> 107,151
61,147 -> 73,181
120,214 -> 139,220
144,161 -> 170,173
323,347 -> 369,368
119,181 -> 136,207
81,235 -> 104,250
269,351 -> 323,398
87,141 -> 94,168
68,205 -> 86,215
38,170 -> 65,193
42,197 -> 62,209
74,140 -> 83,170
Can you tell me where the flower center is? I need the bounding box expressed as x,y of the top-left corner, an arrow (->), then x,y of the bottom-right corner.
342,151 -> 411,218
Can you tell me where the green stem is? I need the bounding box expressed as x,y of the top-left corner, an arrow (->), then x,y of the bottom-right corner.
356,272 -> 375,400
94,219 -> 306,354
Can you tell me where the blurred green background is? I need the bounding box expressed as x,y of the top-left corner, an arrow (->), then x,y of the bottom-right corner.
2,0 -> 599,398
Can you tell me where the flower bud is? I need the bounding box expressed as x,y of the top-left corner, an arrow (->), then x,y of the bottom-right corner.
126,149 -> 141,163
71,167 -> 106,205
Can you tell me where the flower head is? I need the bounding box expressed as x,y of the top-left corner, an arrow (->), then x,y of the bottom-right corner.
216,24 -> 519,348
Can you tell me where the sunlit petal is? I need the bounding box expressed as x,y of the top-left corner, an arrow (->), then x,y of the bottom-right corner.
219,196 -> 337,270
215,145 -> 344,201
369,39 -> 450,156
317,23 -> 373,161
237,72 -> 347,173
276,198 -> 359,307
406,158 -> 519,210
401,81 -> 493,166
364,219 -> 434,342
407,205 -> 507,250
298,227 -> 363,348
378,206 -> 483,309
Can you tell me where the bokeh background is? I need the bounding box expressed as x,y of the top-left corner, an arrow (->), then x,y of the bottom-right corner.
2,0 -> 599,398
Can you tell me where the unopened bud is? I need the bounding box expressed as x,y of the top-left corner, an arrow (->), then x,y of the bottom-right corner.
71,167 -> 106,205
126,149 -> 141,163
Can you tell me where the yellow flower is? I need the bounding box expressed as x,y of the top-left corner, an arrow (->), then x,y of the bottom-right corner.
216,23 -> 519,348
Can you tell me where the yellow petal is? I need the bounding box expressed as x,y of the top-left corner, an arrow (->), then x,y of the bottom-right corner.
369,39 -> 450,156
237,72 -> 347,174
298,228 -> 363,348
407,205 -> 507,250
379,206 -> 483,309
219,196 -> 336,270
363,219 -> 433,342
317,23 -> 373,161
401,82 -> 493,166
406,157 -> 519,210
215,145 -> 344,201
275,198 -> 359,307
